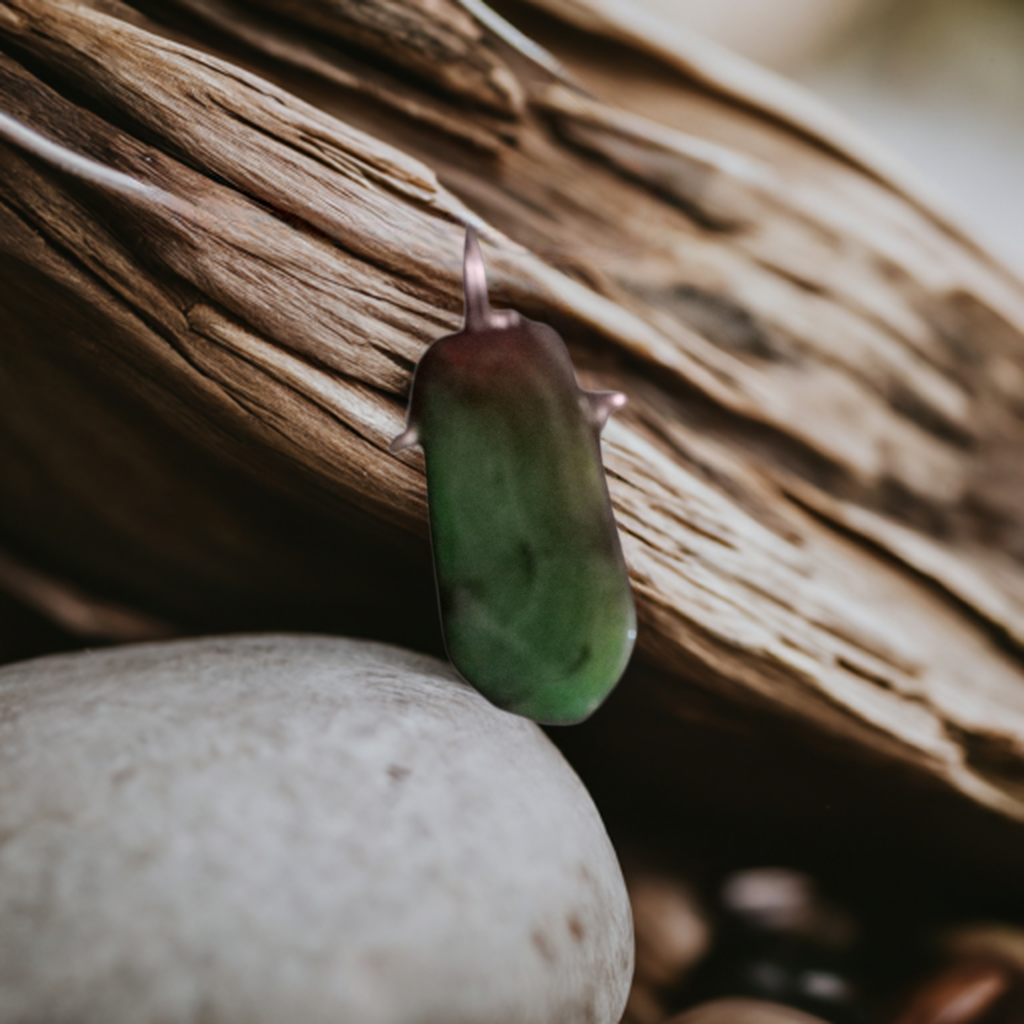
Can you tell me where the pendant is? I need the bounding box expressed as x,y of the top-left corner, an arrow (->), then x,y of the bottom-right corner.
392,228 -> 636,724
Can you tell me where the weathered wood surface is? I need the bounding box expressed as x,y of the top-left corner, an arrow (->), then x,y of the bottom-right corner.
2,0 -> 1024,851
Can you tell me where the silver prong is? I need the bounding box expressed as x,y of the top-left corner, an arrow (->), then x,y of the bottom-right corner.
462,227 -> 492,330
389,425 -> 420,453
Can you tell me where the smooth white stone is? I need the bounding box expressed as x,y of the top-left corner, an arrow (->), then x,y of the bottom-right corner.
0,635 -> 632,1024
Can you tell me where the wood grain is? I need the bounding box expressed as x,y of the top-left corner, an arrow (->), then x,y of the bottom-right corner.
2,0 -> 1024,859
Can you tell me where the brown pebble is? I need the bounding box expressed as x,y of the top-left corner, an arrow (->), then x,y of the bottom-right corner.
628,868 -> 711,990
944,927 -> 1024,973
665,997 -> 831,1023
891,962 -> 1011,1024
617,864 -> 711,1024
890,924 -> 1024,1024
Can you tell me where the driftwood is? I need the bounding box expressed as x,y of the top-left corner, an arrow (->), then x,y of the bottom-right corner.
3,0 -> 1024,905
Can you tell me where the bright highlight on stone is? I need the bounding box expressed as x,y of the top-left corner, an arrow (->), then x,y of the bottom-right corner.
392,228 -> 636,724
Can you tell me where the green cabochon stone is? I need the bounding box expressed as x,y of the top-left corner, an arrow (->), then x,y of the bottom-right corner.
392,229 -> 636,724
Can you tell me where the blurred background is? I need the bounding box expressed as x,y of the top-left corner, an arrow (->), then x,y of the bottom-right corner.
636,0 -> 1024,276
